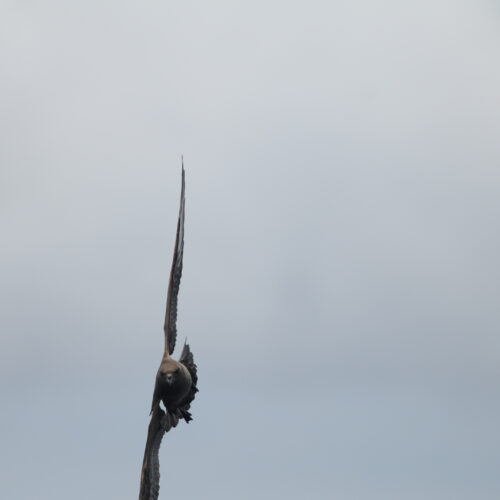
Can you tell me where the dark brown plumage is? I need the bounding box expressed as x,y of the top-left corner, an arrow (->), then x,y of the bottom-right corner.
139,165 -> 198,500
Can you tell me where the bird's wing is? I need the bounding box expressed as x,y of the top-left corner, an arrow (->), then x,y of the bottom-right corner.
163,165 -> 185,355
139,406 -> 180,500
178,341 -> 198,420
179,341 -> 198,387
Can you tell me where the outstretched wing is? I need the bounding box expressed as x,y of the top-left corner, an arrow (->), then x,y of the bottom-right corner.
178,341 -> 199,421
163,165 -> 185,355
139,407 -> 180,500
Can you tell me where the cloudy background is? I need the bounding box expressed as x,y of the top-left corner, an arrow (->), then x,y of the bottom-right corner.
1,1 -> 500,499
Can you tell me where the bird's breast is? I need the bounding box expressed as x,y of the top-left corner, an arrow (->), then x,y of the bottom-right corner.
157,366 -> 192,409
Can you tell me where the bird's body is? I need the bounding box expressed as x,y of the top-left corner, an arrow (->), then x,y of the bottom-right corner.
152,355 -> 193,417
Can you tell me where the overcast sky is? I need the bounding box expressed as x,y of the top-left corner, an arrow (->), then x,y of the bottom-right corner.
1,1 -> 500,499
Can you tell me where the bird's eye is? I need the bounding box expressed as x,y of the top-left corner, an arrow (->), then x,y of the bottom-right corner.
175,367 -> 180,374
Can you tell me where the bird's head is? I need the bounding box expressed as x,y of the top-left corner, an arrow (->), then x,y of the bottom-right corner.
161,366 -> 181,385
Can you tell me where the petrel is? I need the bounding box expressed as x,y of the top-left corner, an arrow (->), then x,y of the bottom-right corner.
139,165 -> 198,500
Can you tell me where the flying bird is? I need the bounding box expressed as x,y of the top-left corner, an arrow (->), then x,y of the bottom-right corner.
139,165 -> 198,500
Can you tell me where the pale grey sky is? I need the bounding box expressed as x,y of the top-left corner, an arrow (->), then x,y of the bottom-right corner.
1,1 -> 500,499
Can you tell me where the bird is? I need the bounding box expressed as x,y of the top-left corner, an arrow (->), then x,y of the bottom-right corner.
139,164 -> 198,500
